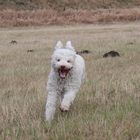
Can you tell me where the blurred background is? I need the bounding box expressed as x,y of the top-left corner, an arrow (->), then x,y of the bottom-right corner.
0,0 -> 140,27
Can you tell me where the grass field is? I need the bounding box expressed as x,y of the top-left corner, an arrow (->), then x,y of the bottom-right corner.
1,0 -> 140,27
0,0 -> 139,10
1,8 -> 140,27
0,23 -> 140,140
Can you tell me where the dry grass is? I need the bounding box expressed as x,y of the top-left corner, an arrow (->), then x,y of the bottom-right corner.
0,22 -> 140,140
0,0 -> 140,27
0,0 -> 140,10
1,8 -> 140,27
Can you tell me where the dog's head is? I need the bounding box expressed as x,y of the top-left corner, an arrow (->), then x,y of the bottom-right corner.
52,41 -> 76,79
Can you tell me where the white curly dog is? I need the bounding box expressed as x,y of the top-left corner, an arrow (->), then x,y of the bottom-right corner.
45,41 -> 85,122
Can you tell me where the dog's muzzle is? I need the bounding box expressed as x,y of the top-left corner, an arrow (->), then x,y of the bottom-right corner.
58,65 -> 72,79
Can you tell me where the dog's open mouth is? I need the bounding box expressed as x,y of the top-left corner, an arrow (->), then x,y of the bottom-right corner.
58,68 -> 71,79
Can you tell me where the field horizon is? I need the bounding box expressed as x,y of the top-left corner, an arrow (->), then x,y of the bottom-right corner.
1,8 -> 140,27
0,0 -> 140,27
0,0 -> 140,10
0,22 -> 140,139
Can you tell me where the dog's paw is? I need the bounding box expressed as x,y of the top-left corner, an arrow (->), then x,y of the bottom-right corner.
60,105 -> 69,112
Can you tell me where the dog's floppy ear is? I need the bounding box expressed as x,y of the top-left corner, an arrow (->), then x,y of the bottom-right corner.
65,41 -> 75,52
55,41 -> 63,50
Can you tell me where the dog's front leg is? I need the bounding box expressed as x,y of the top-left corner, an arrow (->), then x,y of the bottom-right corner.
60,90 -> 77,112
45,92 -> 57,122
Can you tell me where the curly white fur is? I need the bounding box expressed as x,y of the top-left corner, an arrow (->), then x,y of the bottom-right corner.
45,41 -> 85,122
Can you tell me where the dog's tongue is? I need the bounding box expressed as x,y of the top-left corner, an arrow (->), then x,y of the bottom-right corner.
59,69 -> 68,79
60,72 -> 66,78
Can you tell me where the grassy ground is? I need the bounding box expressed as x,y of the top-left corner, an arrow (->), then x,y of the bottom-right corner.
0,0 -> 140,10
0,23 -> 140,140
1,8 -> 140,27
0,0 -> 140,27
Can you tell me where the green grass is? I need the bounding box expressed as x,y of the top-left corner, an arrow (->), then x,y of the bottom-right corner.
0,23 -> 140,140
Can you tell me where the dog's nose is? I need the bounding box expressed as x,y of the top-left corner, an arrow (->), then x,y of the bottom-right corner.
60,65 -> 66,69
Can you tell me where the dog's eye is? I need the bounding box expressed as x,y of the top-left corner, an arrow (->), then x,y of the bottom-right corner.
57,59 -> 60,62
67,60 -> 71,63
